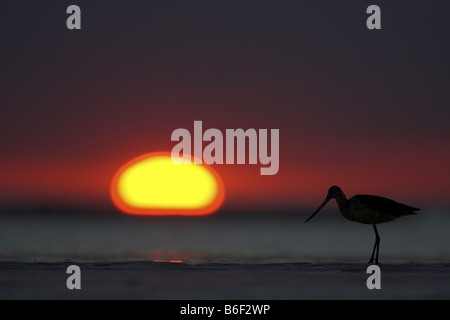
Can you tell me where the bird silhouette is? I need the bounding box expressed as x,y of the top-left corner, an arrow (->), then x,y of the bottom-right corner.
305,186 -> 419,264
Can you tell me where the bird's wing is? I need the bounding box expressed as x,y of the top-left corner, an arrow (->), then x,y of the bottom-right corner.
353,195 -> 420,215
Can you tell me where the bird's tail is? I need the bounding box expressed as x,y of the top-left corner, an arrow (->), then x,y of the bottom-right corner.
404,206 -> 420,216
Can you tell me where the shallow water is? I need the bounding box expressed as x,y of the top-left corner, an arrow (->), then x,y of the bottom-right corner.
0,208 -> 449,263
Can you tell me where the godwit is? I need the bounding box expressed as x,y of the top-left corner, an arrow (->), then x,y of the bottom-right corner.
305,186 -> 419,264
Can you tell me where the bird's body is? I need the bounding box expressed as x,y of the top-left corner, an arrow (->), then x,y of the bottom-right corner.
339,194 -> 419,225
306,186 -> 419,264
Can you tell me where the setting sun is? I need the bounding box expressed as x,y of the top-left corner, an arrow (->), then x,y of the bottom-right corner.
110,152 -> 225,215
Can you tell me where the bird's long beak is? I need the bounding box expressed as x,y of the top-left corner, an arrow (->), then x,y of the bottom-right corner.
305,196 -> 331,223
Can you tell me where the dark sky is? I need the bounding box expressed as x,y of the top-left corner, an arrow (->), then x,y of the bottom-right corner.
0,1 -> 449,210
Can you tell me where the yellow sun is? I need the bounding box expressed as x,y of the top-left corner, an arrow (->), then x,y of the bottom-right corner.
111,152 -> 225,215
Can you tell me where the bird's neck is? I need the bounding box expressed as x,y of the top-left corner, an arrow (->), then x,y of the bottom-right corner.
334,192 -> 349,216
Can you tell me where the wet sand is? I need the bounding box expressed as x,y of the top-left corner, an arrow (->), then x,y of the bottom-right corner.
1,261 -> 449,299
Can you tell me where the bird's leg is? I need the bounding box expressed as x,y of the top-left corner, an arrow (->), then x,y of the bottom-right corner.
368,241 -> 377,264
374,225 -> 380,264
368,225 -> 381,264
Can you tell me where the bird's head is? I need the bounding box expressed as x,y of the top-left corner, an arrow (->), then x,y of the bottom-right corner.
327,185 -> 342,199
305,185 -> 343,223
